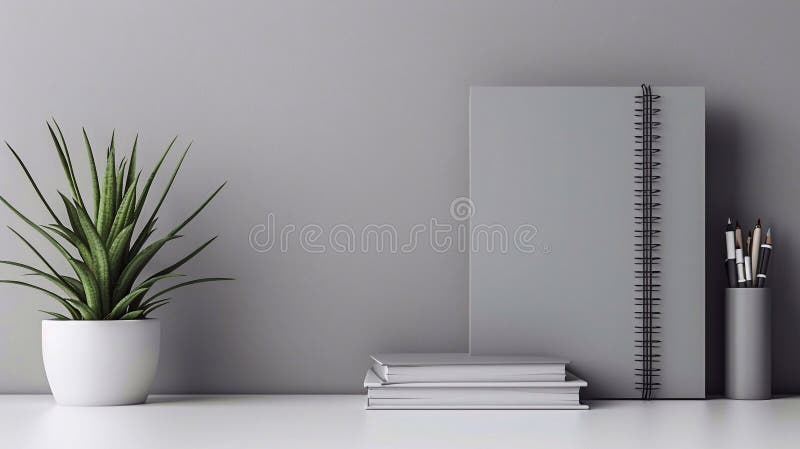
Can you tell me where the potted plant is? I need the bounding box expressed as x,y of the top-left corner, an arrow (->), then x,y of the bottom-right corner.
0,121 -> 231,406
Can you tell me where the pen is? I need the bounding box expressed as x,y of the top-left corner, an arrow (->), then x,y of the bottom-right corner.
744,232 -> 753,288
725,218 -> 738,288
734,222 -> 746,288
756,228 -> 773,288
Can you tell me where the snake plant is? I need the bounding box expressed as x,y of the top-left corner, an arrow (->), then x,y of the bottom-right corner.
0,120 -> 231,320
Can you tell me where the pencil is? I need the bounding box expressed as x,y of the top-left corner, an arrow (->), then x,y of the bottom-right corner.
734,222 -> 746,287
751,219 -> 762,280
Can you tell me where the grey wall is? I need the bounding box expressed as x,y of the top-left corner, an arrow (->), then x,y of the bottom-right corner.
0,0 -> 798,394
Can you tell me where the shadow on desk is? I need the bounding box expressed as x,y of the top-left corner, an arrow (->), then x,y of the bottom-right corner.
145,395 -> 254,405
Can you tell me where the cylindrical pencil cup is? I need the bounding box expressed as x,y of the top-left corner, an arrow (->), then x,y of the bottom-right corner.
725,288 -> 771,400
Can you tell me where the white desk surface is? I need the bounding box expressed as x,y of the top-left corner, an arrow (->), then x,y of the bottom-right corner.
2,395 -> 799,449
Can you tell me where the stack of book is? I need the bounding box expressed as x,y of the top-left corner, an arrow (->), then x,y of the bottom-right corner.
364,353 -> 588,409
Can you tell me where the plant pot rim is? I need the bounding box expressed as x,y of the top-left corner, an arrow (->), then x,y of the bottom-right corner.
42,318 -> 160,324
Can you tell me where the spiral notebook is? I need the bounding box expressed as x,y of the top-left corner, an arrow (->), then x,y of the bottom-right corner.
468,86 -> 705,399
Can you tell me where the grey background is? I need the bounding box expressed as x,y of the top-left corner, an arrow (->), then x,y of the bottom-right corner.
469,87 -> 705,398
0,0 -> 796,394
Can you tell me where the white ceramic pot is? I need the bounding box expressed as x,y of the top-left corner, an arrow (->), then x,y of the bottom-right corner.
42,319 -> 160,406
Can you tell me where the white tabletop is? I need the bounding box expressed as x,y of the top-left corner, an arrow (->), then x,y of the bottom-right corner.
2,395 -> 799,449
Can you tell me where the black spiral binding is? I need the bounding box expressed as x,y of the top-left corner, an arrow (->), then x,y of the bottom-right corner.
634,84 -> 661,399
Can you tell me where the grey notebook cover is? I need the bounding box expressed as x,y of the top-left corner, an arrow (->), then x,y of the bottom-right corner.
370,353 -> 567,366
468,87 -> 705,399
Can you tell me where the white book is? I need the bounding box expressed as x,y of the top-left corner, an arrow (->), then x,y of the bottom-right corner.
368,398 -> 579,407
364,369 -> 588,410
370,353 -> 567,383
366,404 -> 589,410
369,388 -> 578,400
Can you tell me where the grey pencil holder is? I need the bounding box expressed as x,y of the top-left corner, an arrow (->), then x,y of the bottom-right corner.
725,288 -> 772,400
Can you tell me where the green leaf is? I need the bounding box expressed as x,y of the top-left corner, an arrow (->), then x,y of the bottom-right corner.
143,299 -> 170,317
82,128 -> 101,221
4,142 -> 64,227
74,205 -> 111,315
115,159 -> 126,210
57,192 -> 87,244
0,195 -> 74,263
52,119 -> 85,208
61,276 -> 85,301
120,310 -> 144,320
112,235 -> 183,303
137,273 -> 185,291
129,273 -> 184,310
48,121 -> 84,208
122,173 -> 141,232
0,260 -> 80,302
25,275 -> 82,317
107,175 -> 138,244
47,122 -> 70,181
139,295 -> 171,309
44,224 -> 94,269
51,118 -> 83,206
67,259 -> 101,315
40,310 -> 70,320
107,223 -> 135,282
128,218 -> 157,260
64,297 -> 98,320
131,143 -> 190,246
8,226 -> 61,280
0,280 -> 84,319
153,236 -> 217,278
131,136 -> 178,225
143,277 -> 233,303
9,227 -> 85,303
166,183 -> 226,238
25,274 -> 81,319
127,135 -> 138,192
132,185 -> 225,266
106,287 -> 148,320
96,134 -> 117,241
